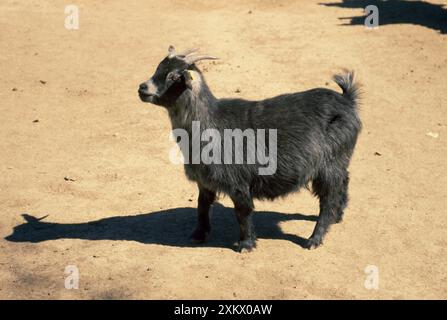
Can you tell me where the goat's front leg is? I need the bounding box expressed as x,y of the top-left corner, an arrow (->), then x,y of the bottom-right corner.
231,191 -> 256,253
190,186 -> 216,243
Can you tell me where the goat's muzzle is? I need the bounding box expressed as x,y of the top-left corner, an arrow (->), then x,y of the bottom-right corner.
138,82 -> 158,103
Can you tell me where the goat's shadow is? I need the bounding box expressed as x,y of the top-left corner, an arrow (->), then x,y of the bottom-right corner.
4,203 -> 317,250
321,0 -> 447,34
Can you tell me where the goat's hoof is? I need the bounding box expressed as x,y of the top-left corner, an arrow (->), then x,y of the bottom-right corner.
237,239 -> 256,253
306,236 -> 323,250
190,229 -> 209,243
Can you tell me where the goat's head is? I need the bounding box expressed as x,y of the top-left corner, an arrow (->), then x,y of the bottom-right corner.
138,46 -> 217,106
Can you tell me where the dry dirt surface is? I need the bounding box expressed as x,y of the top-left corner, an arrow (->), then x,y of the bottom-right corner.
1,0 -> 446,299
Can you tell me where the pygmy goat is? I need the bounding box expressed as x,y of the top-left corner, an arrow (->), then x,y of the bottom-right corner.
138,46 -> 361,252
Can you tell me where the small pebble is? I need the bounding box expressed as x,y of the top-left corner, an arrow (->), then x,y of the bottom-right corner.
426,132 -> 439,138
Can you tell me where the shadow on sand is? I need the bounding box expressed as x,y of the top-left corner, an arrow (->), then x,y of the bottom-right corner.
321,0 -> 447,34
5,203 -> 317,251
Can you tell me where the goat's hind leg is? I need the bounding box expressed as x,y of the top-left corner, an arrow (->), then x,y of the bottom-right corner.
334,170 -> 349,224
308,170 -> 347,249
231,190 -> 256,253
191,185 -> 216,243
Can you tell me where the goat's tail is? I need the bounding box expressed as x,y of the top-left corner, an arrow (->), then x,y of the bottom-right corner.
333,70 -> 360,103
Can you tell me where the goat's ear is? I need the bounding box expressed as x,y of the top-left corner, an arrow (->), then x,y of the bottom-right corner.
181,70 -> 193,90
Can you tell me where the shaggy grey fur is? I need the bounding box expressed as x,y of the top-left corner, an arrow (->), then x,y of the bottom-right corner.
138,47 -> 361,251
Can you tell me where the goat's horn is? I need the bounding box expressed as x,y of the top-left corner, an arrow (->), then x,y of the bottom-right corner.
177,48 -> 199,57
185,54 -> 219,64
168,45 -> 176,57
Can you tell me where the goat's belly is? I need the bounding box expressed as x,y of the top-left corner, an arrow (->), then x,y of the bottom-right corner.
250,172 -> 311,200
183,163 -> 311,201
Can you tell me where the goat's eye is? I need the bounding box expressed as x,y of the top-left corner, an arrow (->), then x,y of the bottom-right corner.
169,73 -> 181,82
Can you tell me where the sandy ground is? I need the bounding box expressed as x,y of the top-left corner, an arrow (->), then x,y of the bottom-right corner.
0,0 -> 446,299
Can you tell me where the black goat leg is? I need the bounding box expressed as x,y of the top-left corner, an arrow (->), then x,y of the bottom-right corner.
191,185 -> 216,243
231,190 -> 256,252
